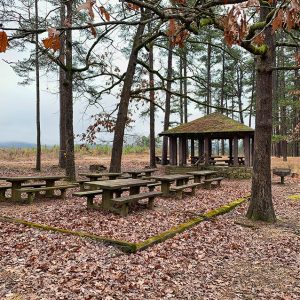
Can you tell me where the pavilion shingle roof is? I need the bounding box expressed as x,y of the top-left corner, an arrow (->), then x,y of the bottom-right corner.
160,113 -> 254,135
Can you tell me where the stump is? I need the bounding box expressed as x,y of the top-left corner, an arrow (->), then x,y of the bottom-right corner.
89,164 -> 107,172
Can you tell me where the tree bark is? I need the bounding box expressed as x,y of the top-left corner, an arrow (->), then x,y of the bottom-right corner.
59,2 -> 66,168
161,40 -> 173,165
206,36 -> 212,115
109,12 -> 147,172
148,32 -> 156,168
246,5 -> 276,222
64,0 -> 75,180
35,0 -> 41,171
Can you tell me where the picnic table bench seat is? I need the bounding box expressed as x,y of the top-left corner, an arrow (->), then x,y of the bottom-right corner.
170,182 -> 201,199
110,191 -> 163,217
73,187 -> 132,207
147,182 -> 161,191
73,189 -> 103,207
16,184 -> 78,203
203,177 -> 224,189
0,185 -> 11,200
0,182 -> 47,201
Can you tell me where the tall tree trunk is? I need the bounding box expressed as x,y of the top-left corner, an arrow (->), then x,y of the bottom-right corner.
148,33 -> 156,168
109,12 -> 147,172
279,41 -> 287,161
59,2 -> 66,168
35,0 -> 41,171
64,0 -> 75,180
179,55 -> 184,124
246,5 -> 276,222
161,40 -> 173,165
220,49 -> 225,155
249,57 -> 256,127
237,66 -> 244,124
183,48 -> 188,123
34,0 -> 41,171
293,47 -> 300,156
206,36 -> 212,115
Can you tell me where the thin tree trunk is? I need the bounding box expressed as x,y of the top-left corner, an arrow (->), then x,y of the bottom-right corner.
183,48 -> 188,123
246,5 -> 276,222
35,0 -> 41,171
249,57 -> 256,127
179,56 -> 183,124
59,2 -> 66,168
237,67 -> 244,124
148,32 -> 156,168
64,0 -> 75,180
109,12 -> 147,172
206,36 -> 211,115
161,40 -> 173,165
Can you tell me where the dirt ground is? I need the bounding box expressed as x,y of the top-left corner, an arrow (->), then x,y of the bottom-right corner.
0,153 -> 300,299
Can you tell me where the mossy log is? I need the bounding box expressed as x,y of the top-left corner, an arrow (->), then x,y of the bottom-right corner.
0,195 -> 249,254
0,216 -> 137,253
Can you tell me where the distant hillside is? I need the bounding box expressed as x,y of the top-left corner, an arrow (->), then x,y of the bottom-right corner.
0,141 -> 37,148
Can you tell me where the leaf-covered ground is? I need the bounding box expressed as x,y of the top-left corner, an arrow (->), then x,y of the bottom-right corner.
1,156 -> 300,299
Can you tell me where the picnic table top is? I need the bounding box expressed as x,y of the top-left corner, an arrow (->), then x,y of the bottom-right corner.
78,172 -> 122,177
125,168 -> 159,174
151,174 -> 191,182
0,175 -> 66,182
186,170 -> 218,176
85,178 -> 152,190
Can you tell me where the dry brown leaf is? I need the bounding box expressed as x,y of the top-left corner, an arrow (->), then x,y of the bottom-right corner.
77,0 -> 96,19
0,31 -> 9,52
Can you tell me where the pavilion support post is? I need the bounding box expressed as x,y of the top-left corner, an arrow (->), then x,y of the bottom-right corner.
191,138 -> 195,158
182,136 -> 187,165
198,139 -> 204,157
244,135 -> 250,166
229,138 -> 233,164
208,139 -> 212,157
204,137 -> 209,166
233,136 -> 239,166
169,136 -> 177,165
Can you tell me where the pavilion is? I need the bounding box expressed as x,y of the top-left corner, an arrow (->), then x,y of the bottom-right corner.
159,113 -> 255,167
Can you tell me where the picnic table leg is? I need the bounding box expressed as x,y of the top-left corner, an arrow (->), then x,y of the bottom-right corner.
45,180 -> 55,197
129,186 -> 140,195
11,182 -> 22,201
102,189 -> 113,211
280,176 -> 284,184
194,175 -> 201,183
147,196 -> 155,209
161,181 -> 170,196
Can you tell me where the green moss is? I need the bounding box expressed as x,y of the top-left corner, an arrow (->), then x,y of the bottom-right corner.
0,195 -> 249,254
0,216 -> 137,253
288,195 -> 300,201
135,196 -> 249,252
160,113 -> 254,135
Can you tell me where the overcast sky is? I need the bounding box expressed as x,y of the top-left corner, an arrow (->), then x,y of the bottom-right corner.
0,51 -> 167,145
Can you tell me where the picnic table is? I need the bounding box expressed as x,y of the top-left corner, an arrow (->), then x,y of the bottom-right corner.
186,170 -> 218,183
0,175 -> 67,201
150,174 -> 191,196
85,178 -> 153,213
125,168 -> 159,179
78,172 -> 122,181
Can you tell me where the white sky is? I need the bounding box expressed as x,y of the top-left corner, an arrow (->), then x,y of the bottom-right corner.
0,51 -> 167,145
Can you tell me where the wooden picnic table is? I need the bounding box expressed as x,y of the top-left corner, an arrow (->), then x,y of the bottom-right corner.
125,168 -> 159,179
85,178 -> 152,211
78,172 -> 122,181
150,174 -> 191,196
0,175 -> 66,201
186,170 -> 218,183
